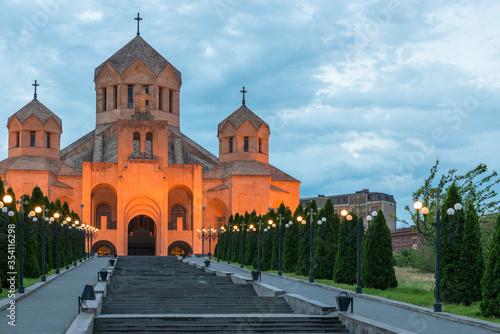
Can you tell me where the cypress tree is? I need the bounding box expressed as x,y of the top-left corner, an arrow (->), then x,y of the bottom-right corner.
333,212 -> 358,284
481,214 -> 500,317
22,194 -> 41,278
260,211 -> 275,271
283,204 -> 302,273
244,211 -> 257,266
313,199 -> 337,279
361,210 -> 398,289
453,204 -> 483,305
296,200 -> 317,277
440,183 -> 465,304
230,214 -> 240,263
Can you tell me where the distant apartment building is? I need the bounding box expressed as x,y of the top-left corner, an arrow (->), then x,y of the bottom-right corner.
300,189 -> 397,232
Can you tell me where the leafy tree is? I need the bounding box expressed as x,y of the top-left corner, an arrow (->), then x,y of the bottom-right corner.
333,212 -> 357,284
271,204 -> 290,270
283,204 -> 302,273
481,214 -> 500,317
400,159 -> 499,226
313,199 -> 338,280
440,183 -> 465,304
454,204 -> 484,305
361,210 -> 397,289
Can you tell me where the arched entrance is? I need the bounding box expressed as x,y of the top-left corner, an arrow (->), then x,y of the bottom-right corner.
168,241 -> 193,256
128,215 -> 156,255
92,240 -> 117,256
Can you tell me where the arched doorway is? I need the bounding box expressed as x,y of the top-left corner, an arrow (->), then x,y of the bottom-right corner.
168,241 -> 193,256
128,215 -> 156,255
92,240 -> 117,256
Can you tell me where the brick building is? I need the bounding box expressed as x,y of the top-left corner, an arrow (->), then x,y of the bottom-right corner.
300,189 -> 397,232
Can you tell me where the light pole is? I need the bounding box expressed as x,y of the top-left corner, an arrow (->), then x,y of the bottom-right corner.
32,205 -> 49,282
63,217 -> 71,269
298,209 -> 326,283
206,227 -> 217,260
227,219 -> 234,264
0,196 -> 15,234
80,203 -> 84,262
72,222 -> 79,266
48,213 -> 61,274
218,226 -> 225,262
202,205 -> 205,257
341,207 -> 377,294
196,228 -> 206,257
17,195 -> 29,293
413,188 -> 462,312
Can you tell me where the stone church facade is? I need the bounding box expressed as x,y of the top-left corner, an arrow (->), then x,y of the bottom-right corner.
0,35 -> 300,256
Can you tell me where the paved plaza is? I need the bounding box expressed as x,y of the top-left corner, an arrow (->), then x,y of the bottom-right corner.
0,256 -> 109,334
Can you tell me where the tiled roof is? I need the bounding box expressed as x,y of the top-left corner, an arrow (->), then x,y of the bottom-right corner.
0,156 -> 81,177
203,161 -> 299,182
8,99 -> 62,128
94,36 -> 181,82
217,105 -> 269,134
207,184 -> 229,192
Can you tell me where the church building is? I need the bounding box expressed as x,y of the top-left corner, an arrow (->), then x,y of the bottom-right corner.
0,26 -> 300,256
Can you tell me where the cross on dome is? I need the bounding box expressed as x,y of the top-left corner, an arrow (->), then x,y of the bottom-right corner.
134,13 -> 142,36
32,80 -> 39,99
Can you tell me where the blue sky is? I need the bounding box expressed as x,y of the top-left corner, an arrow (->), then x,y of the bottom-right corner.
1,0 -> 499,228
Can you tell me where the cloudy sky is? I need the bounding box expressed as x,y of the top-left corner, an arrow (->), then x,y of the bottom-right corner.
1,0 -> 499,227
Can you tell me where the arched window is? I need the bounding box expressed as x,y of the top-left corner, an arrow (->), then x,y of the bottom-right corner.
133,132 -> 140,156
169,205 -> 185,230
146,132 -> 153,157
96,204 -> 112,229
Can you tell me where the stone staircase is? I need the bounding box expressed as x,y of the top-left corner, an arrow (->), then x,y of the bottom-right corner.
93,256 -> 348,333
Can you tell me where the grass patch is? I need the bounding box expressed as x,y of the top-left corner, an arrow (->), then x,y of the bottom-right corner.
0,268 -> 60,300
260,266 -> 500,324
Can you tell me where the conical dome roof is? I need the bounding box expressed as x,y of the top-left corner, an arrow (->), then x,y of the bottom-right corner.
8,99 -> 62,128
94,36 -> 181,82
218,105 -> 269,134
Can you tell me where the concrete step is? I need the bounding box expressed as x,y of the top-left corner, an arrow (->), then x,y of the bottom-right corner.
93,316 -> 349,333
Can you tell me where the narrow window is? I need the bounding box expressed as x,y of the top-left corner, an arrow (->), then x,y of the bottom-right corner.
146,132 -> 153,157
16,132 -> 20,147
114,86 -> 118,109
127,85 -> 134,108
133,132 -> 140,156
244,136 -> 249,152
168,90 -> 173,113
258,138 -> 262,153
30,131 -> 35,147
102,87 -> 107,111
46,132 -> 50,148
229,137 -> 233,153
158,87 -> 163,110
169,205 -> 185,230
144,85 -> 150,107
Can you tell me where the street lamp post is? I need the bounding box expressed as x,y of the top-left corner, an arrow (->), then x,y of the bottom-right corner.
72,222 -> 79,266
64,217 -> 71,269
32,205 -> 49,282
341,206 -> 377,294
0,196 -> 15,235
206,227 -> 217,260
218,227 -> 225,262
298,209 -> 326,283
202,205 -> 205,257
16,195 -> 29,293
227,219 -> 234,264
238,221 -> 248,268
48,213 -> 61,274
196,227 -> 206,257
80,203 -> 84,262
413,188 -> 462,312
